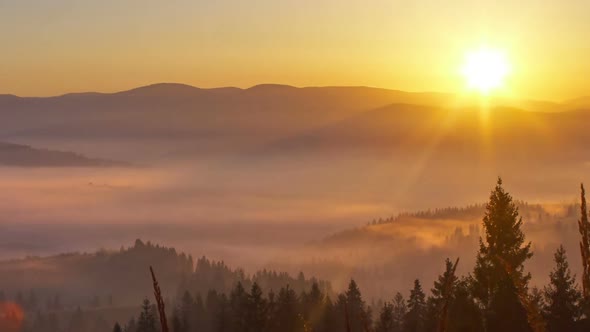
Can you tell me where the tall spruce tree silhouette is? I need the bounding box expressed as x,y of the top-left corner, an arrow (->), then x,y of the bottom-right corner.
543,245 -> 581,332
577,184 -> 590,306
404,279 -> 426,332
472,178 -> 534,332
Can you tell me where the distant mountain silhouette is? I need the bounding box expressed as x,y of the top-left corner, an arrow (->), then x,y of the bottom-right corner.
1,83 -> 588,160
0,141 -> 126,167
262,101 -> 590,163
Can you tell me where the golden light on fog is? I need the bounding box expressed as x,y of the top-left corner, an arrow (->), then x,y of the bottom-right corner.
461,47 -> 510,94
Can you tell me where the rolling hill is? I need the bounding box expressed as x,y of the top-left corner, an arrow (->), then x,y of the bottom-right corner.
268,201 -> 583,298
0,141 -> 125,167
1,84 -> 585,157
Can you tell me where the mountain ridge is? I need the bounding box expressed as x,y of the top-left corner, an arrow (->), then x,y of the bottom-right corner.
0,141 -> 128,167
1,83 -> 581,107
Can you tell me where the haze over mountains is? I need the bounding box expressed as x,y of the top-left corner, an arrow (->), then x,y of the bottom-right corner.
0,141 -> 124,167
1,83 -> 589,163
1,83 -> 590,299
1,84 -> 589,208
0,200 -> 584,301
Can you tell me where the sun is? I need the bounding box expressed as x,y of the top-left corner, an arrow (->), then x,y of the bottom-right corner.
461,47 -> 510,94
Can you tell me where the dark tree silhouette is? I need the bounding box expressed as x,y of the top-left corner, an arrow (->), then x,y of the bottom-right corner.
425,258 -> 459,332
175,291 -> 194,332
137,298 -> 159,332
204,289 -> 228,332
17,180 -> 590,332
444,277 -> 483,332
246,282 -> 268,331
229,282 -> 250,332
543,246 -> 581,332
472,178 -> 533,332
404,279 -> 426,332
340,279 -> 371,332
269,285 -> 302,332
300,282 -> 327,332
391,292 -> 407,332
375,301 -> 395,332
113,322 -> 123,332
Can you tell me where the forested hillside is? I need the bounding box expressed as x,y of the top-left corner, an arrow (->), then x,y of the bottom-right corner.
0,240 -> 329,332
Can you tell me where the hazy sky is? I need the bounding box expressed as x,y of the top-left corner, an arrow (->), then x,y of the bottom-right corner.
1,0 -> 589,100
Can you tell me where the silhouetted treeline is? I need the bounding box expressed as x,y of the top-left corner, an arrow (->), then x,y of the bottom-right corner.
6,251 -> 332,332
0,239 -> 193,309
369,201 -> 579,226
6,180 -> 590,332
177,256 -> 332,299
117,251 -> 587,332
111,179 -> 590,332
122,280 -> 366,332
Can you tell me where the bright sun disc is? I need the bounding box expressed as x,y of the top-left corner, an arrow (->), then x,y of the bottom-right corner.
462,47 -> 509,94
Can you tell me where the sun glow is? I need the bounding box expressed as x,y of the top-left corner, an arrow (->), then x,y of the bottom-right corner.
462,47 -> 510,94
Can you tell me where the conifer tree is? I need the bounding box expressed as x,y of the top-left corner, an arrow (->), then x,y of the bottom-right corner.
229,282 -> 249,332
247,282 -> 268,331
204,289 -> 224,332
447,277 -> 482,332
334,294 -> 349,332
404,279 -> 426,332
375,302 -> 394,332
425,258 -> 459,332
528,287 -> 546,332
212,293 -> 230,332
301,282 -> 327,332
472,178 -> 533,332
391,292 -> 406,332
543,246 -> 581,332
113,322 -> 124,332
177,291 -> 194,332
321,295 -> 339,332
137,298 -> 158,332
193,294 -> 207,331
342,279 -> 370,332
269,285 -> 302,332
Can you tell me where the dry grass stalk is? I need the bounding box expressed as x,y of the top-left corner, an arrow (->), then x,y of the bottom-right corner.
437,257 -> 459,332
150,266 -> 169,332
578,184 -> 590,301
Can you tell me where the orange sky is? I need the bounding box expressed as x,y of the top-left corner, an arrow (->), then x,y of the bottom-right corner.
1,1 -> 589,100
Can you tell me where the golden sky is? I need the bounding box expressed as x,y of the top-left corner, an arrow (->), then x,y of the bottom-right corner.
1,0 -> 589,100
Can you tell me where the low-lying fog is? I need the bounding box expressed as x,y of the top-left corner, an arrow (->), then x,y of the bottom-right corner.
1,147 -> 588,296
2,85 -> 590,297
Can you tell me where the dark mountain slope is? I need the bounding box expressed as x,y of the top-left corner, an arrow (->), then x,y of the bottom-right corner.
0,141 -> 126,167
